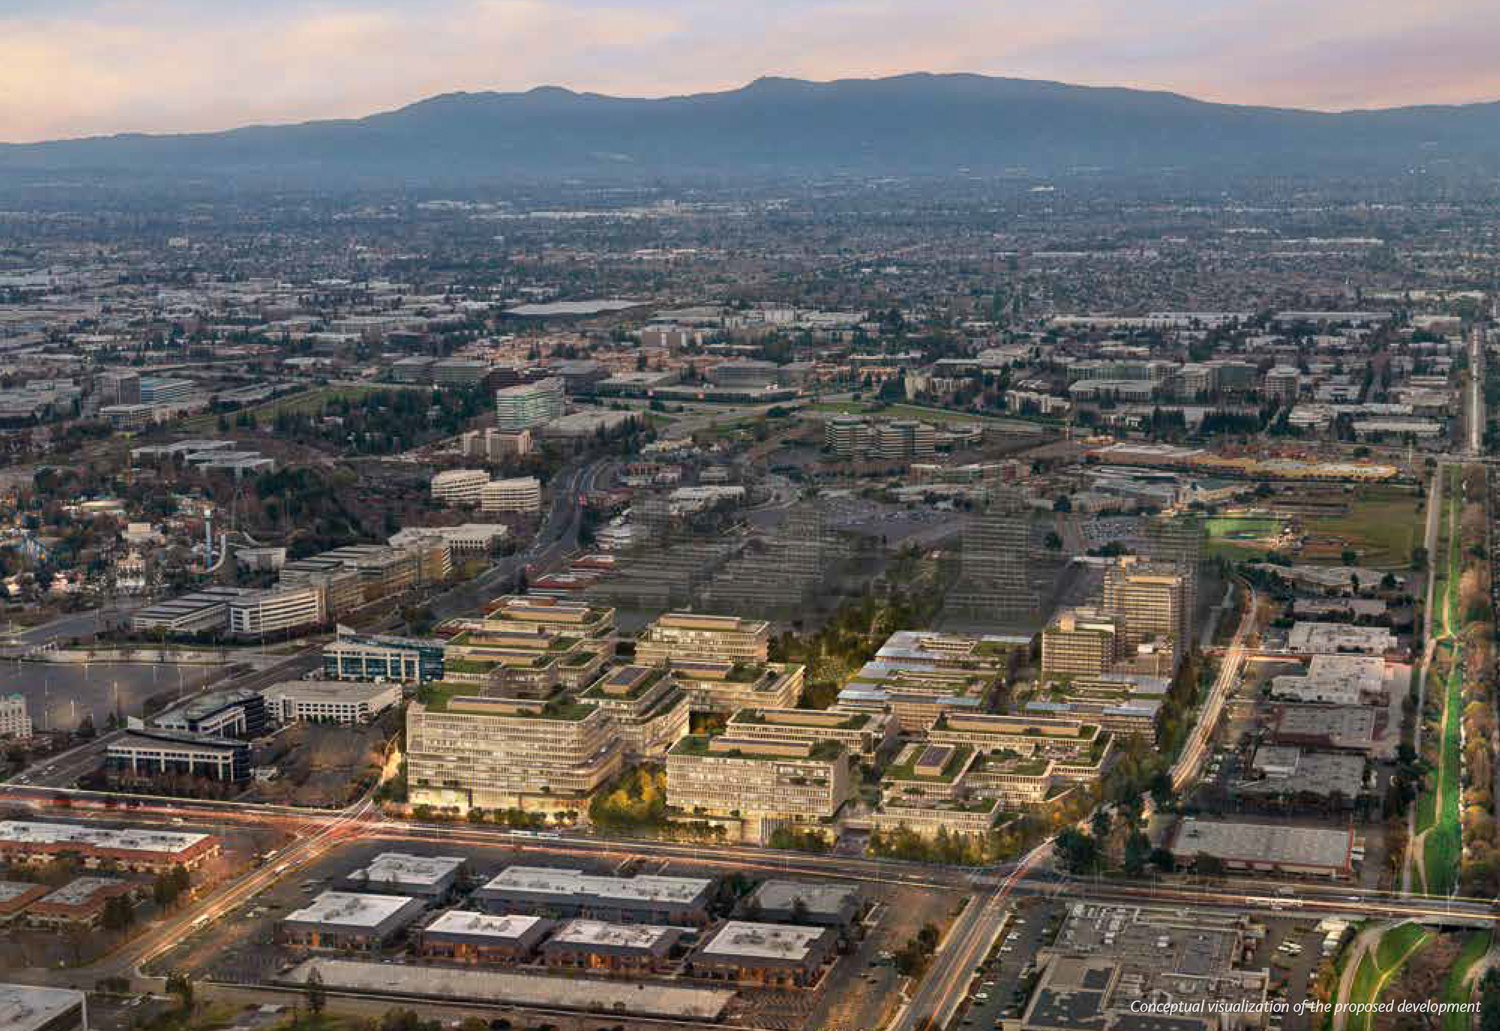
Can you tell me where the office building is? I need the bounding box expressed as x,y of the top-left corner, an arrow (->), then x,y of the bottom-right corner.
748,881 -> 863,928
668,662 -> 805,714
1141,512 -> 1204,652
0,881 -> 48,922
228,582 -> 326,636
106,727 -> 250,785
0,821 -> 220,872
342,853 -> 465,900
96,369 -> 140,405
431,468 -> 490,505
725,707 -> 896,761
462,426 -> 532,461
690,921 -> 835,987
26,876 -> 135,929
480,596 -> 616,637
1101,558 -> 1188,670
322,627 -> 446,683
138,376 -> 195,405
153,687 -> 267,738
417,911 -> 553,964
665,736 -> 854,845
1264,365 -> 1301,402
1042,608 -> 1119,677
279,891 -> 427,950
0,694 -> 31,739
542,919 -> 683,974
474,866 -> 714,925
636,612 -> 771,666
130,585 -> 255,635
579,665 -> 691,760
949,492 -> 1037,619
480,476 -> 542,514
406,694 -> 622,810
495,377 -> 564,430
1268,654 -> 1387,706
262,679 -> 402,724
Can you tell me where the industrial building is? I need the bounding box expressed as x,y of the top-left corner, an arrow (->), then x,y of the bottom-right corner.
474,866 -> 714,926
1269,654 -> 1388,706
1169,818 -> 1355,878
748,881 -> 863,928
541,919 -> 683,974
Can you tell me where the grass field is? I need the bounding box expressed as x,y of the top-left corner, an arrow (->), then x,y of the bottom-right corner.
1295,486 -> 1423,568
1416,468 -> 1464,897
1347,923 -> 1433,1031
1442,931 -> 1491,1031
178,383 -> 390,433
807,400 -> 1043,431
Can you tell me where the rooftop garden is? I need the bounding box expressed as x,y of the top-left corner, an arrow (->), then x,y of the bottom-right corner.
884,744 -> 973,783
670,735 -> 843,762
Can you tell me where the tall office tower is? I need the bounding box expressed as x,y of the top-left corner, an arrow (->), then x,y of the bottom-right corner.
949,491 -> 1037,621
1142,512 -> 1205,652
1101,558 -> 1188,670
494,377 -> 564,430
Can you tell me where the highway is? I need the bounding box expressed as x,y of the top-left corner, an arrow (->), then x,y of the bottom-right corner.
1171,580 -> 1255,792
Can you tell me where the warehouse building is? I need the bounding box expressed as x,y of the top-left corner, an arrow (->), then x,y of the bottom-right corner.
417,911 -> 553,964
1169,818 -> 1355,878
474,866 -> 714,926
689,921 -> 835,987
280,891 -> 428,950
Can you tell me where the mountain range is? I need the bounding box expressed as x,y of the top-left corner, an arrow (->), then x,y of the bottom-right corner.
5,73 -> 1500,184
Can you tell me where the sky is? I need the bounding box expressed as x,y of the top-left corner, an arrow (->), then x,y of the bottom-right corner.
3,0 -> 1499,142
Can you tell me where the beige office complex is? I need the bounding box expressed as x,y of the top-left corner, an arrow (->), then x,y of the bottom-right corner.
636,612 -> 771,666
1041,608 -> 1119,677
481,477 -> 542,514
1101,557 -> 1187,669
725,707 -> 897,761
406,693 -> 622,811
579,666 -> 691,760
479,596 -> 616,637
431,469 -> 490,506
669,662 -> 805,714
666,736 -> 854,844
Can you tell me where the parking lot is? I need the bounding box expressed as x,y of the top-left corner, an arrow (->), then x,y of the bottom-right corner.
955,898 -> 1063,1031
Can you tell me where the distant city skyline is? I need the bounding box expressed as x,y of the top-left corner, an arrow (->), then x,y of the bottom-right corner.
1,0 -> 1498,143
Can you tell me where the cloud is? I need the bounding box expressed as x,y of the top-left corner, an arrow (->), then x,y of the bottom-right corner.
0,0 -> 1497,141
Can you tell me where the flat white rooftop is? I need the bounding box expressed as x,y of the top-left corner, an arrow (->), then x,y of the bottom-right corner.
0,820 -> 210,855
0,984 -> 85,1031
423,911 -> 545,941
699,921 -> 825,962
548,918 -> 678,950
349,853 -> 463,888
482,866 -> 710,905
285,891 -> 418,929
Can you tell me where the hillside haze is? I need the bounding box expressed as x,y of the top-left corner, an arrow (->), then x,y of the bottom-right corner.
5,72 -> 1500,183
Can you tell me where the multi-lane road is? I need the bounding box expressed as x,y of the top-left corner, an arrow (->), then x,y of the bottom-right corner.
1171,581 -> 1256,792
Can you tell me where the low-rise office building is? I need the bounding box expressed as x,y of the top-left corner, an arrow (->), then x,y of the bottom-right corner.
541,919 -> 683,974
474,866 -> 713,926
322,627 -> 445,683
280,891 -> 428,950
26,876 -> 136,929
748,881 -> 863,928
106,728 -> 250,785
153,687 -> 267,738
1169,817 -> 1355,878
341,853 -> 465,900
431,469 -> 490,506
479,596 -> 616,637
690,921 -> 835,987
0,881 -> 48,922
670,661 -> 805,714
0,821 -> 219,872
129,586 -> 254,635
416,911 -> 553,963
262,679 -> 402,724
228,582 -> 326,636
481,477 -> 543,514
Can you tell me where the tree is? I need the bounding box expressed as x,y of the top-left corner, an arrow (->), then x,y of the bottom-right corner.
1123,832 -> 1152,876
101,893 -> 134,931
166,972 -> 194,1013
1044,530 -> 1063,551
1052,495 -> 1073,513
306,965 -> 326,1016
